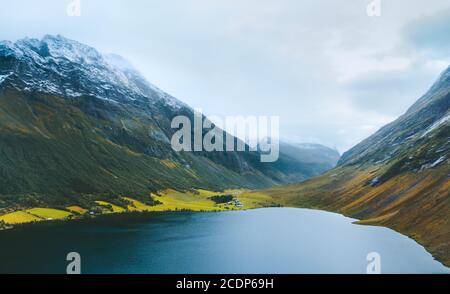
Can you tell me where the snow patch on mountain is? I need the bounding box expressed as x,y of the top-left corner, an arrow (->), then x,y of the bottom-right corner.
430,156 -> 446,168
104,53 -> 135,72
0,35 -> 187,110
0,72 -> 13,84
421,112 -> 450,138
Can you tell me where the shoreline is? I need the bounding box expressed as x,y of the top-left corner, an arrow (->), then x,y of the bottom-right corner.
0,207 -> 240,231
1,205 -> 449,270
0,188 -> 280,230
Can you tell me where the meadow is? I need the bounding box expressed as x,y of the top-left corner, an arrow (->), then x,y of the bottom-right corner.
0,188 -> 278,226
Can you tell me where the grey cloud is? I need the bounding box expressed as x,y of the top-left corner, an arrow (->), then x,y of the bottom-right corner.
0,0 -> 449,153
344,65 -> 439,115
403,8 -> 450,58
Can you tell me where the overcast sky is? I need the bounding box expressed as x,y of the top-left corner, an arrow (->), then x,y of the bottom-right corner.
1,0 -> 449,153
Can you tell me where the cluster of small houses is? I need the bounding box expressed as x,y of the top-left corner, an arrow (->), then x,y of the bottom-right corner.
228,192 -> 244,207
228,199 -> 244,208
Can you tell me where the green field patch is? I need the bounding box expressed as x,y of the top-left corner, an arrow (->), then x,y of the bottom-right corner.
0,211 -> 44,224
25,208 -> 72,220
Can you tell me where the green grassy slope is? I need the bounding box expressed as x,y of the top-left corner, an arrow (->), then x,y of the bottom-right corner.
0,87 -> 275,209
0,35 -> 341,212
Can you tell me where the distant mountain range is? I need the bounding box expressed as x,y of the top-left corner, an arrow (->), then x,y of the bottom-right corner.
259,65 -> 450,266
281,142 -> 339,167
267,142 -> 340,183
0,35 -> 336,209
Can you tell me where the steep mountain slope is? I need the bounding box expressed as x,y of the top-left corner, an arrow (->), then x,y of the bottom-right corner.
0,35 -> 335,209
256,66 -> 450,266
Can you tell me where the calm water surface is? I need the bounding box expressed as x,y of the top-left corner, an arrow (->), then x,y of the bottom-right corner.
0,208 -> 448,274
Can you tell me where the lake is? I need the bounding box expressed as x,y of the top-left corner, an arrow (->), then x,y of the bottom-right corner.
0,208 -> 448,274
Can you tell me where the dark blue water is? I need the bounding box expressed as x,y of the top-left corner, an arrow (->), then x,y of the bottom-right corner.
0,208 -> 448,274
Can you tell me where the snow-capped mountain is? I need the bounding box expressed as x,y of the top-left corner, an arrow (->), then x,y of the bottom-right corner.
0,35 -> 339,210
0,34 -> 184,108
